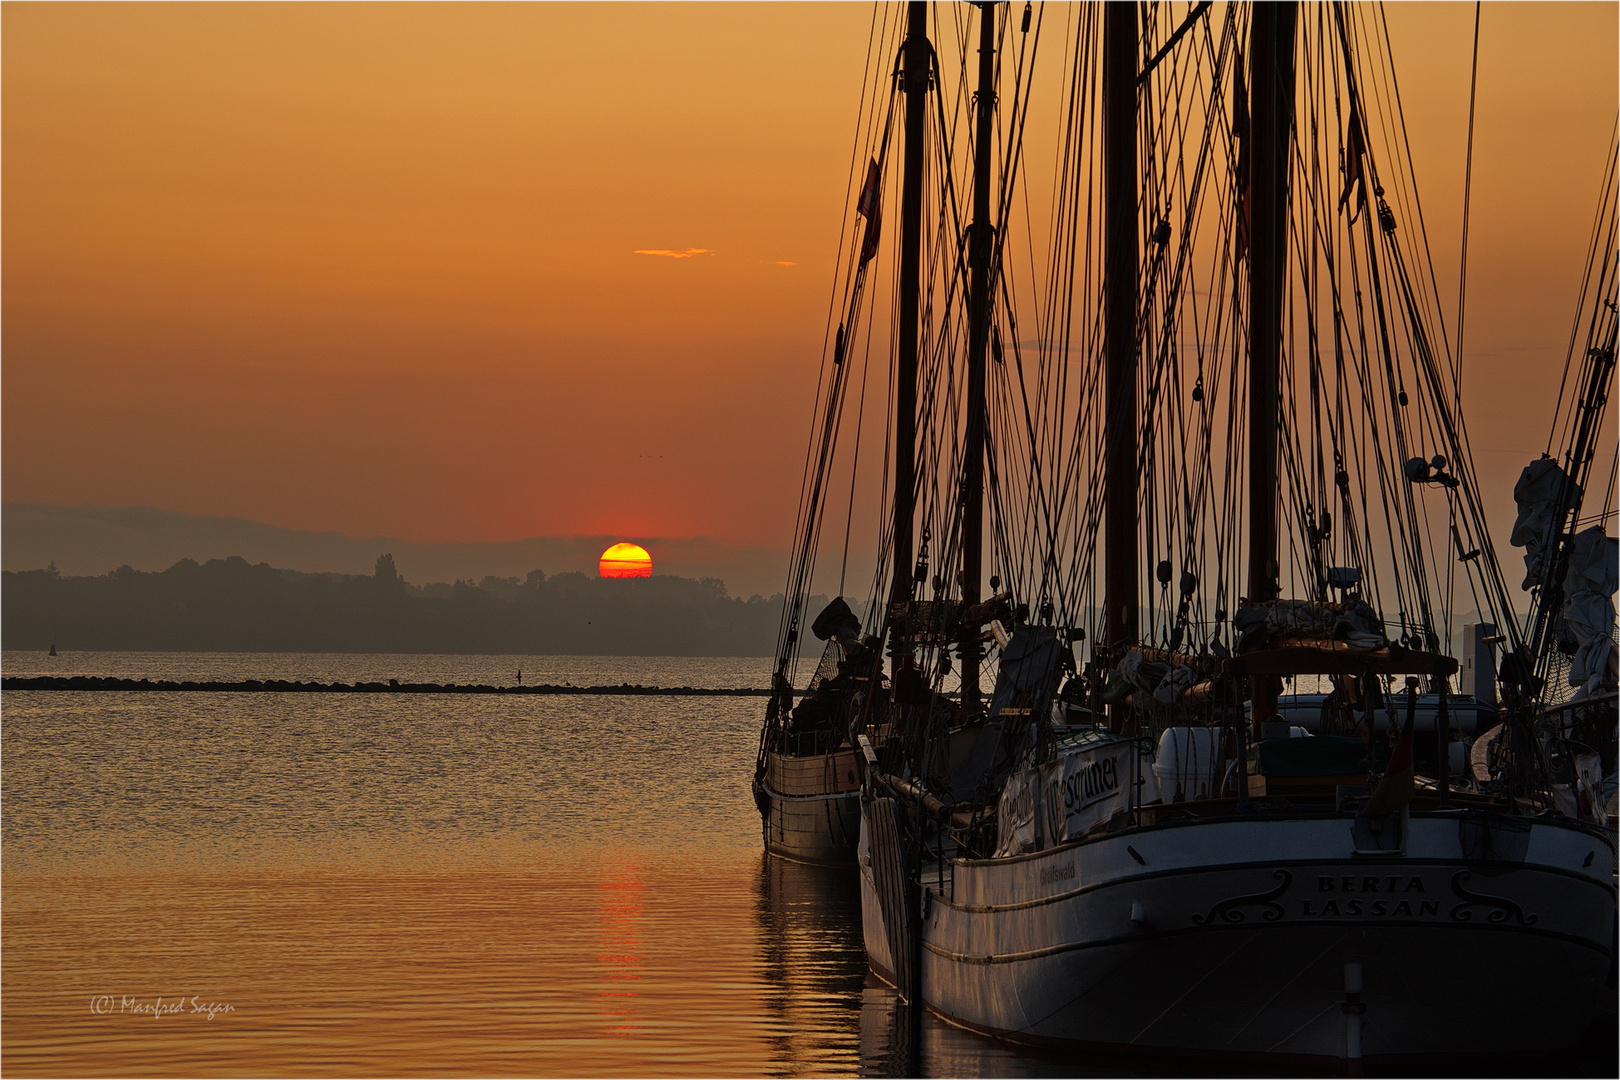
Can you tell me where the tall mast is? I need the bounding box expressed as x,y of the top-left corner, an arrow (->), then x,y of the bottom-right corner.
1103,2 -> 1138,701
1246,1 -> 1298,732
961,2 -> 997,712
890,1 -> 929,661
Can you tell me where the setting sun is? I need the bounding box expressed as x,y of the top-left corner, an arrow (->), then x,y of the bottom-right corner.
598,542 -> 652,579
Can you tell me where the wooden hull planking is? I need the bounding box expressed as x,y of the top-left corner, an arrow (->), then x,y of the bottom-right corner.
761,747 -> 863,865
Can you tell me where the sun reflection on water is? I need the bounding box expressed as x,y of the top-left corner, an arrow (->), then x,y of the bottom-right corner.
594,858 -> 645,1038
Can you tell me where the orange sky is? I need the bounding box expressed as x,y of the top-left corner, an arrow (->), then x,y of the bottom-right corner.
4,2 -> 1616,562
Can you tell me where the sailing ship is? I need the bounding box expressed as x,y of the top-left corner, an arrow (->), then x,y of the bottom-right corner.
848,0 -> 1617,1067
753,617 -> 869,863
751,6 -> 922,862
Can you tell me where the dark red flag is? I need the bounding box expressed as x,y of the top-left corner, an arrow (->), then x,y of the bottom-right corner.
1363,696 -> 1416,817
1339,107 -> 1367,219
857,158 -> 881,217
857,158 -> 882,265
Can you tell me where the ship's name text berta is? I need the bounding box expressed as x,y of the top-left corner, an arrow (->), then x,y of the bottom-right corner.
1303,875 -> 1439,918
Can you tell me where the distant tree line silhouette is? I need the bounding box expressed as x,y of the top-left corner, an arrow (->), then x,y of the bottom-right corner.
3,555 -> 808,655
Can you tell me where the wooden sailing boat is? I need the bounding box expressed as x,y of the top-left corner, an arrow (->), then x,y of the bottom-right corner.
753,4 -> 936,864
856,0 -> 1616,1065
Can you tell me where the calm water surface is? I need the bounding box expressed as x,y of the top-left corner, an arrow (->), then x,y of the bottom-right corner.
2,652 -> 1101,1078
5,652 -> 1608,1078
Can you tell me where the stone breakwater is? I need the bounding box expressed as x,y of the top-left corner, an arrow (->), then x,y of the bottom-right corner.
1,675 -> 771,696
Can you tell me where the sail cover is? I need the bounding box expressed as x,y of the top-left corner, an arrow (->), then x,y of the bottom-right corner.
1562,526 -> 1618,693
988,624 -> 1066,718
1511,458 -> 1578,590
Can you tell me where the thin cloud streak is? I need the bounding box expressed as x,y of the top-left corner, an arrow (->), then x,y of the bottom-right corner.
633,248 -> 714,259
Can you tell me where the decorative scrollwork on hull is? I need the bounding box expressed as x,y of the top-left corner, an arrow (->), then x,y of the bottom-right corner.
1449,870 -> 1538,926
1192,869 -> 1292,925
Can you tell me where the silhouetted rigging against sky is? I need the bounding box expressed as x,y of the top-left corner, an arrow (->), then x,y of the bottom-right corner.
4,2 -> 1615,572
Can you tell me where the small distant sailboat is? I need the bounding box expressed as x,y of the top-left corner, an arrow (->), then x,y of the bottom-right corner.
48,643 -> 57,657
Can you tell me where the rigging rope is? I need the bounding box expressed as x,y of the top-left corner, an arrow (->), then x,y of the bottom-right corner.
1455,1 -> 1481,409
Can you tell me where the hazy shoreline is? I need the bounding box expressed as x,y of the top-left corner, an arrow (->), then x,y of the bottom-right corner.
3,557 -> 818,657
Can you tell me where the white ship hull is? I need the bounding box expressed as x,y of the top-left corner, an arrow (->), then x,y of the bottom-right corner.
860,808 -> 1616,1063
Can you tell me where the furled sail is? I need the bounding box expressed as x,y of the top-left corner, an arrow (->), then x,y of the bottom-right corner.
1510,458 -> 1577,590
1561,525 -> 1618,694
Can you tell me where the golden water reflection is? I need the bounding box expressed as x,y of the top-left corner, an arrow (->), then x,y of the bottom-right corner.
594,858 -> 645,1040
4,857 -> 808,1078
5,850 -> 1114,1078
